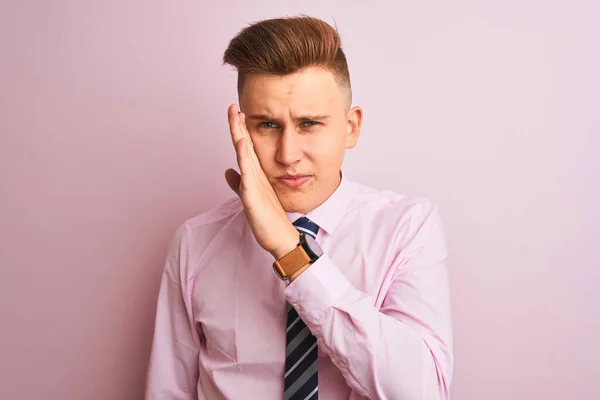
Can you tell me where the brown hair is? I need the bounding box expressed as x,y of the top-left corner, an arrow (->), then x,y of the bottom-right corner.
223,16 -> 351,103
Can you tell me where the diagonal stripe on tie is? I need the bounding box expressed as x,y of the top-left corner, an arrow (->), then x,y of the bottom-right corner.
284,217 -> 319,399
292,217 -> 319,238
288,371 -> 318,400
286,326 -> 311,357
285,329 -> 316,375
285,357 -> 318,400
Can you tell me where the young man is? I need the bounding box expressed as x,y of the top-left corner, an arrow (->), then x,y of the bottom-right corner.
146,16 -> 453,400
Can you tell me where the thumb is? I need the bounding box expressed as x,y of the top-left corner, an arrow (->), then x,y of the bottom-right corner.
225,168 -> 241,196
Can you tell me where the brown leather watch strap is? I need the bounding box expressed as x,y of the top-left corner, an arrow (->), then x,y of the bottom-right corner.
273,245 -> 312,280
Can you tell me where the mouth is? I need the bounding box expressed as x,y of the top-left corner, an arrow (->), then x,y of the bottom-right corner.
276,174 -> 312,188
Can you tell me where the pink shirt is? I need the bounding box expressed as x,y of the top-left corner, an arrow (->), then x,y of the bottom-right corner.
146,174 -> 453,399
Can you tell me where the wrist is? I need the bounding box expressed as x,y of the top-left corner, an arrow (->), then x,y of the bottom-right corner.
270,229 -> 300,260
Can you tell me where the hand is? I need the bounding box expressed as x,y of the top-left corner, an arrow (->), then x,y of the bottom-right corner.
225,104 -> 299,259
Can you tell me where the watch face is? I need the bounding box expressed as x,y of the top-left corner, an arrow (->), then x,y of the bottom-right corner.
304,233 -> 324,260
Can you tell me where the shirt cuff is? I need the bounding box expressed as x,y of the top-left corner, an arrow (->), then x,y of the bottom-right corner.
284,254 -> 352,326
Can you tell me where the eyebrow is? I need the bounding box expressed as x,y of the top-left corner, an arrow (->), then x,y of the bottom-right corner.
246,114 -> 330,121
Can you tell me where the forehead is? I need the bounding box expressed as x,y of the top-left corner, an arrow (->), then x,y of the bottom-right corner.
240,68 -> 343,115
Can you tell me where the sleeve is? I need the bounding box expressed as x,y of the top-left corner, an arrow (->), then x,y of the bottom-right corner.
145,224 -> 201,400
285,208 -> 453,400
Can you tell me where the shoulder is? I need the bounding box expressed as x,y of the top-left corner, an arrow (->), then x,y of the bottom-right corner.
159,196 -> 245,295
344,180 -> 447,263
345,180 -> 444,241
181,196 -> 244,234
348,180 -> 439,219
170,196 -> 245,258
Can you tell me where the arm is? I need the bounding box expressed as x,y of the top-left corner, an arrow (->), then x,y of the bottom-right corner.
146,225 -> 200,400
285,208 -> 453,400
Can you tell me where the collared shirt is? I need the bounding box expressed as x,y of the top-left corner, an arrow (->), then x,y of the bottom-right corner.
146,173 -> 453,399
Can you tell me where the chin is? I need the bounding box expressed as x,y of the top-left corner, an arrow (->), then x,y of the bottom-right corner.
277,195 -> 310,214
280,199 -> 306,214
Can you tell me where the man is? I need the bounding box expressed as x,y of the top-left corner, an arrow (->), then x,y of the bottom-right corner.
146,16 -> 453,400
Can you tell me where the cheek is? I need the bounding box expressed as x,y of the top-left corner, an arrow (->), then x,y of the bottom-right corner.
250,138 -> 276,167
307,132 -> 346,163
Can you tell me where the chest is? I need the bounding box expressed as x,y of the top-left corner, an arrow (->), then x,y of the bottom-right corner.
191,231 -> 395,363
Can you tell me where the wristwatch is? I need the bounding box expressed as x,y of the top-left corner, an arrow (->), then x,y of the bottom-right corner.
272,233 -> 323,280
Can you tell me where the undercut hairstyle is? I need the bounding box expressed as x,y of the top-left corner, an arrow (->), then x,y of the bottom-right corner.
223,16 -> 352,106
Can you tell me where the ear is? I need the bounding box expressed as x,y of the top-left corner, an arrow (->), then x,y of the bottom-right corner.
345,106 -> 363,149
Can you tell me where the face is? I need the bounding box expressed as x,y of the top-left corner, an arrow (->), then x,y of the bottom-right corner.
239,67 -> 362,214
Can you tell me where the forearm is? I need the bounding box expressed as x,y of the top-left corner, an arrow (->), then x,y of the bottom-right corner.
286,256 -> 452,400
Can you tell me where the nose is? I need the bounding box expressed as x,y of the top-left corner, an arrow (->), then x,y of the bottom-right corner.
275,128 -> 303,166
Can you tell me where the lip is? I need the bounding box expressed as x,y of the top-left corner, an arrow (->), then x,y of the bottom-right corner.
277,174 -> 311,188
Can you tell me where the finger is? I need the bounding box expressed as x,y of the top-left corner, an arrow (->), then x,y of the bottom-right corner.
228,105 -> 255,179
235,137 -> 254,178
227,104 -> 244,146
239,111 -> 265,169
238,112 -> 251,143
224,168 -> 241,196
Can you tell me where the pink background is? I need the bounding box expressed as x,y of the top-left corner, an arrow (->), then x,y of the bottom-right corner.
1,1 -> 599,399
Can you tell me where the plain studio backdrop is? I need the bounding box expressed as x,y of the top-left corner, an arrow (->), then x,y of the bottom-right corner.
1,1 -> 598,399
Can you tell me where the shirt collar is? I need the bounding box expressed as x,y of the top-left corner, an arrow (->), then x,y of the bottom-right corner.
285,170 -> 352,235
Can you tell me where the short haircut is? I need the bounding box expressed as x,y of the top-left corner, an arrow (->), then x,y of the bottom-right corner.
223,16 -> 352,105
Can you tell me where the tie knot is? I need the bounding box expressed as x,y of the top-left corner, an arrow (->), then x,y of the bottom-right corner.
293,217 -> 319,238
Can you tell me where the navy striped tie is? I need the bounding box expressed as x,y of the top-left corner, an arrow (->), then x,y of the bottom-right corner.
284,217 -> 319,400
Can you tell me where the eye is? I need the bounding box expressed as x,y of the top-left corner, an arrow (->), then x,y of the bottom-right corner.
301,121 -> 321,128
258,121 -> 278,129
